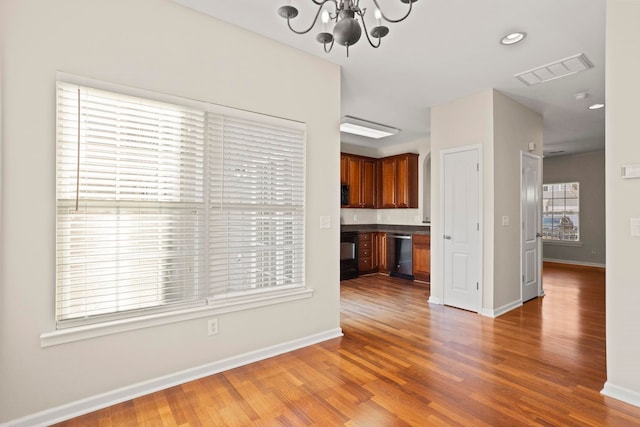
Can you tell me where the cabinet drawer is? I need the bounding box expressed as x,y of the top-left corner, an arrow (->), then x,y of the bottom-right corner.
359,249 -> 371,258
360,241 -> 371,250
358,233 -> 371,242
358,257 -> 371,271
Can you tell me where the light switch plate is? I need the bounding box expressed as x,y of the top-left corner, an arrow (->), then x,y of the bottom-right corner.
622,165 -> 640,179
502,216 -> 510,226
320,216 -> 331,229
631,218 -> 640,237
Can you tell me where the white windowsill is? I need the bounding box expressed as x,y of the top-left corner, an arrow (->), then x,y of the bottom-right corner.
41,287 -> 314,348
543,240 -> 583,247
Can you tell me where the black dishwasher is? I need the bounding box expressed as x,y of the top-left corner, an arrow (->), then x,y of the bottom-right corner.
388,233 -> 414,280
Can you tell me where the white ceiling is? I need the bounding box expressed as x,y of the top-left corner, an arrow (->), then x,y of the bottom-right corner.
173,0 -> 606,156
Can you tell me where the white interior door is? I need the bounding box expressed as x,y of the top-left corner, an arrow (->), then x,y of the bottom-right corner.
442,146 -> 481,312
521,152 -> 542,302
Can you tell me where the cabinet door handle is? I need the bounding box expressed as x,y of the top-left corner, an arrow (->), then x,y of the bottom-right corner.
443,235 -> 452,240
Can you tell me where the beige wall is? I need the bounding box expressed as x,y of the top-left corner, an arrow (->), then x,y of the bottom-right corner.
0,0 -> 341,422
603,0 -> 640,406
492,91 -> 543,309
430,89 -> 494,308
430,89 -> 542,314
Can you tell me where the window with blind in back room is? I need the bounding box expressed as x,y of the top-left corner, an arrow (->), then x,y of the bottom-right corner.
56,80 -> 306,329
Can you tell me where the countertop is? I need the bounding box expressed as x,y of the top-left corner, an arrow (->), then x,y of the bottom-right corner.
341,223 -> 430,235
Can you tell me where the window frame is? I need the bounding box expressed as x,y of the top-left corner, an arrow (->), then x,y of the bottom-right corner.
542,181 -> 581,243
44,73 -> 312,347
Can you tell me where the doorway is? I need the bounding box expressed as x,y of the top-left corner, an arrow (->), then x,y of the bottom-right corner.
441,145 -> 482,312
521,152 -> 543,302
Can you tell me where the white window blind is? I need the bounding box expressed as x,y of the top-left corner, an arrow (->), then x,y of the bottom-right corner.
56,79 -> 306,328
208,115 -> 306,297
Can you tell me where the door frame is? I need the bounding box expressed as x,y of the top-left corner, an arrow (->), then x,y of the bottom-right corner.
520,151 -> 544,301
439,144 -> 483,313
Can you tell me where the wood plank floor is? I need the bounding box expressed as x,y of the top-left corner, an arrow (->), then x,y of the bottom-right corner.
55,263 -> 640,426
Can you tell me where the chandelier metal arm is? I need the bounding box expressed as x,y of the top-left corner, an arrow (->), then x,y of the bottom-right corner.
323,39 -> 335,53
358,12 -> 382,48
286,0 -> 338,35
371,0 -> 414,23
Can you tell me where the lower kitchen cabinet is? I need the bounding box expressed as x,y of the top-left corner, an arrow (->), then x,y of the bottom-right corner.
359,232 -> 388,274
358,232 -> 374,273
412,234 -> 431,282
377,232 -> 388,274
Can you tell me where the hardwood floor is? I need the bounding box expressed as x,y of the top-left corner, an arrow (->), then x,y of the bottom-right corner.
55,263 -> 640,426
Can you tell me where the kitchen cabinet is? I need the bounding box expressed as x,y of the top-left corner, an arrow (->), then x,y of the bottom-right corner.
378,153 -> 419,208
360,232 -> 387,275
340,154 -> 348,185
412,234 -> 430,282
341,153 -> 377,208
372,232 -> 379,271
377,232 -> 388,273
358,232 -> 374,273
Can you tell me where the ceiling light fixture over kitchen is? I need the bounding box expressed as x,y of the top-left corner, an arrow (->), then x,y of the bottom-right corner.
278,0 -> 418,57
588,103 -> 605,110
340,116 -> 399,139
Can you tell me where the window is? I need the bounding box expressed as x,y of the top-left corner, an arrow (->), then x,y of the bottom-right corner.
542,182 -> 579,241
56,79 -> 305,329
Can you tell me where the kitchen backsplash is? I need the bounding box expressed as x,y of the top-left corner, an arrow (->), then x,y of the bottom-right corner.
340,208 -> 426,226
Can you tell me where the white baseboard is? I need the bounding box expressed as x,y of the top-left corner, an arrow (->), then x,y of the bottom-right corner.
543,258 -> 606,269
428,295 -> 442,305
601,382 -> 640,408
481,299 -> 523,318
2,328 -> 344,427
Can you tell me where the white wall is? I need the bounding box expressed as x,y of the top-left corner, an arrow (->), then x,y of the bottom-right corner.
340,136 -> 431,226
543,151 -> 606,267
603,0 -> 640,407
0,0 -> 341,423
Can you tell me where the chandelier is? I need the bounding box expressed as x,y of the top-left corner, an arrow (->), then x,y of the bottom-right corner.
277,0 -> 418,57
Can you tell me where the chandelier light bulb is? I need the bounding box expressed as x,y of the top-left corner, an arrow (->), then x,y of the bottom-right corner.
374,8 -> 382,25
321,9 -> 330,32
321,10 -> 330,24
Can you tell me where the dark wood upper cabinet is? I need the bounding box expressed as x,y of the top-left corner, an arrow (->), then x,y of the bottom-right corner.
340,152 -> 417,209
341,153 -> 377,208
378,153 -> 418,209
360,158 -> 377,208
346,155 -> 362,207
340,155 -> 348,185
379,157 -> 397,208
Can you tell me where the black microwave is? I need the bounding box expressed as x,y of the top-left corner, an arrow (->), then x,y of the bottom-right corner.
341,184 -> 349,206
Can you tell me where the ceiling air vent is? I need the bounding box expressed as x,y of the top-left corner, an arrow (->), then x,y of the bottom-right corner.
515,53 -> 593,86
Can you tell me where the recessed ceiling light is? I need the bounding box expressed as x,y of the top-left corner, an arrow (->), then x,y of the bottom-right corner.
500,32 -> 526,45
588,103 -> 605,110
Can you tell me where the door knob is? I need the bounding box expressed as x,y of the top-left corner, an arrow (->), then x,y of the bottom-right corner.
535,232 -> 542,238
443,235 -> 452,240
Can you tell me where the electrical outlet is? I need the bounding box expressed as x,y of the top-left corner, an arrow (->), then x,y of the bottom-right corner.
207,318 -> 218,336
